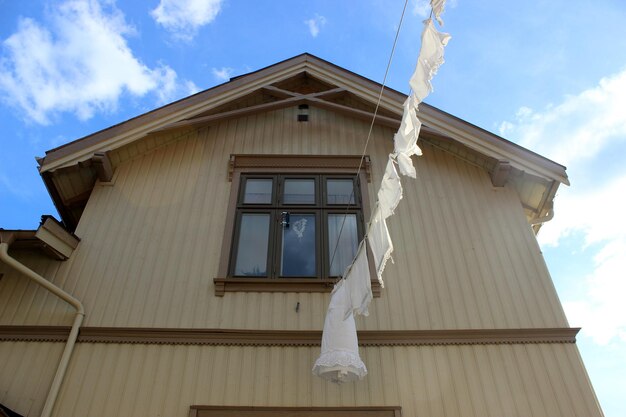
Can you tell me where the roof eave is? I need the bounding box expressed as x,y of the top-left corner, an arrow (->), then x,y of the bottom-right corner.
38,53 -> 569,189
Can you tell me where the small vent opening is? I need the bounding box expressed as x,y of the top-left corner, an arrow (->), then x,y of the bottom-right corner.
298,104 -> 309,122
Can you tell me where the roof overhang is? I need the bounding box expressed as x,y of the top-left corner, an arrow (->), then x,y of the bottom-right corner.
34,53 -> 568,233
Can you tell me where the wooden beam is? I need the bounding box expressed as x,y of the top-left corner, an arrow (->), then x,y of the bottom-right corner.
261,85 -> 298,98
150,87 -> 349,134
150,95 -> 307,133
491,160 -> 512,187
92,152 -> 113,182
305,97 -> 400,129
263,85 -> 346,99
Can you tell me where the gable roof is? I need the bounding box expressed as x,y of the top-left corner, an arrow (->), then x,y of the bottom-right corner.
35,53 -> 568,232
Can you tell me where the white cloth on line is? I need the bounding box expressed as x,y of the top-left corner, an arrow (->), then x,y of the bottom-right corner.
378,156 -> 403,219
312,280 -> 367,383
341,242 -> 372,320
395,150 -> 416,179
367,204 -> 393,287
394,95 -> 423,178
409,18 -> 451,104
395,96 -> 422,156
430,0 -> 447,26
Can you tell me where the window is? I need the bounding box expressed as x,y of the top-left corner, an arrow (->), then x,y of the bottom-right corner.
230,175 -> 362,279
214,155 -> 381,297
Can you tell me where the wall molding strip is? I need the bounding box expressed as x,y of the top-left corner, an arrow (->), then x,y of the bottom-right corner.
0,326 -> 580,346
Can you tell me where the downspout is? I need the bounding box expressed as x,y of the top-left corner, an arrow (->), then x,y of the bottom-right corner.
0,237 -> 85,417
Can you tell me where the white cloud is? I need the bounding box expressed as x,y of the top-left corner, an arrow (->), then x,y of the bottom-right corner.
304,14 -> 327,38
0,0 -> 190,124
151,0 -> 222,41
184,80 -> 200,95
564,237 -> 626,345
211,67 -> 233,82
499,70 -> 626,167
412,0 -> 431,18
500,68 -> 626,345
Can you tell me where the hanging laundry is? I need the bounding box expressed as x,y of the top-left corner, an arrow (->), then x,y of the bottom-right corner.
367,205 -> 393,287
409,19 -> 451,104
378,156 -> 403,219
394,151 -> 415,178
314,1 -> 451,383
394,95 -> 423,178
341,242 -> 372,319
312,280 -> 367,383
396,96 -> 422,155
430,0 -> 447,26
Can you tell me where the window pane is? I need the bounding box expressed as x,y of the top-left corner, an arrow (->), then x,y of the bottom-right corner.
327,179 -> 355,205
281,214 -> 316,276
234,214 -> 270,276
328,214 -> 359,276
283,179 -> 315,204
243,179 -> 273,204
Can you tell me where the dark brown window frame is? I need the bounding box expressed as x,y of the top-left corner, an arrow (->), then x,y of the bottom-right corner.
214,154 -> 381,297
190,406 -> 402,417
231,174 -> 361,279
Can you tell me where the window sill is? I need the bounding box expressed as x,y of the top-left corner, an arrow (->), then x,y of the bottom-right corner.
213,277 -> 381,297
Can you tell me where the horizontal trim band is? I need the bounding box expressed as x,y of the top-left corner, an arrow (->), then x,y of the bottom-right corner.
0,326 -> 579,346
229,154 -> 372,182
213,277 -> 382,297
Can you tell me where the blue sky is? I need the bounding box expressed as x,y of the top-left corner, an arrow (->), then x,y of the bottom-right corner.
1,0 -> 625,415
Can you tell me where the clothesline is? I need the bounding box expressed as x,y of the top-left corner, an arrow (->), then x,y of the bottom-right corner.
327,0 -> 411,274
314,0 -> 451,384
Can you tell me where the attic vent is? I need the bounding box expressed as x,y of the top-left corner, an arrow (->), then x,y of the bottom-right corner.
298,104 -> 309,122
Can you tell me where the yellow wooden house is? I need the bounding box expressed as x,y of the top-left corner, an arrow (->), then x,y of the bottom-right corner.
0,54 -> 603,417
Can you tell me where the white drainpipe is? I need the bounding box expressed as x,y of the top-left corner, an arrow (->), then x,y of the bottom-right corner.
0,240 -> 85,417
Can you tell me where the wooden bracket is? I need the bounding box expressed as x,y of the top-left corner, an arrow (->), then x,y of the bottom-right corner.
92,152 -> 114,182
491,160 -> 512,187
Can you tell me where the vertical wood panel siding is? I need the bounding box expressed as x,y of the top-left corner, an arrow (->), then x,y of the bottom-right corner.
0,342 -> 601,417
0,107 -> 568,329
0,342 -> 64,416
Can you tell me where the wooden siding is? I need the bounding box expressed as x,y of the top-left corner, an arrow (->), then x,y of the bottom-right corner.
0,342 -> 601,417
0,106 -> 568,330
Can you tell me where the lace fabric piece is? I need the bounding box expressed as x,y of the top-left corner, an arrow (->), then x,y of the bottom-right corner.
378,156 -> 403,219
341,243 -> 372,319
409,18 -> 451,104
312,281 -> 367,383
367,205 -> 393,287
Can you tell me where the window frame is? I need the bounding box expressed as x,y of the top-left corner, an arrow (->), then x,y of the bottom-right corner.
230,174 -> 362,280
214,155 -> 381,297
